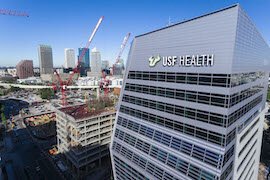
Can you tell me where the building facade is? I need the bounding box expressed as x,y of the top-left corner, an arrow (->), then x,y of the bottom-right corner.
110,4 -> 270,180
56,104 -> 116,178
16,60 -> 33,79
90,47 -> 102,77
38,45 -> 53,74
78,48 -> 90,68
64,48 -> 75,68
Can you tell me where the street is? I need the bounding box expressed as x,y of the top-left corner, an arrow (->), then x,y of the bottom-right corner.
0,99 -> 63,180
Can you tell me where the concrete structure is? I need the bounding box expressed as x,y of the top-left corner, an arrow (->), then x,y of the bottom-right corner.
56,104 -> 116,178
16,60 -> 33,79
89,47 -> 102,77
38,45 -> 53,74
110,4 -> 270,180
76,76 -> 123,87
64,48 -> 75,68
17,77 -> 42,84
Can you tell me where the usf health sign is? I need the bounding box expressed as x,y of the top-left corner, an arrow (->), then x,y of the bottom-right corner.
149,54 -> 214,67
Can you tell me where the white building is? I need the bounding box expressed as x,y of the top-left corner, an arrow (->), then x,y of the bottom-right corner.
64,48 -> 75,68
7,68 -> 17,77
89,47 -> 102,77
110,4 -> 270,180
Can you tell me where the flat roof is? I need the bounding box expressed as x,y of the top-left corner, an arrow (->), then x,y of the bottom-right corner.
136,4 -> 238,38
58,104 -> 115,120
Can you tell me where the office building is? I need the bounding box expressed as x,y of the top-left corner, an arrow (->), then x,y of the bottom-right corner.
64,48 -> 75,68
78,48 -> 90,68
110,4 -> 270,180
56,103 -> 116,178
16,60 -> 33,79
89,47 -> 102,77
78,48 -> 90,76
38,45 -> 53,74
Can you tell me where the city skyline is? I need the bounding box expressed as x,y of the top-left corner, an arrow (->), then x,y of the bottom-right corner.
0,0 -> 269,67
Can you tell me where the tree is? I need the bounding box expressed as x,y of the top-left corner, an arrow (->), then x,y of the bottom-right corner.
1,113 -> 6,126
0,105 -> 6,126
39,88 -> 54,100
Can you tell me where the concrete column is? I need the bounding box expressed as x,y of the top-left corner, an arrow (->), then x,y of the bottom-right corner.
96,88 -> 100,100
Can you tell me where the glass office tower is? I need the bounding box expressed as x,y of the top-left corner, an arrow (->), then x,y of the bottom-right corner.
110,4 -> 270,180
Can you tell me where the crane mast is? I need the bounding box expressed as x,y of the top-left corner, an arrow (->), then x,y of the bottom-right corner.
100,33 -> 131,97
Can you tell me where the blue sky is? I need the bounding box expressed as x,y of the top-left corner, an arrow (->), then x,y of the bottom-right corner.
0,0 -> 269,67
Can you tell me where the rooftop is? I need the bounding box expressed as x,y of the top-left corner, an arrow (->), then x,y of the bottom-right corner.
59,103 -> 115,120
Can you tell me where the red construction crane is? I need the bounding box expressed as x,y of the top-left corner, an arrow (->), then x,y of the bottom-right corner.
0,9 -> 29,17
53,16 -> 104,106
112,33 -> 130,75
99,33 -> 131,97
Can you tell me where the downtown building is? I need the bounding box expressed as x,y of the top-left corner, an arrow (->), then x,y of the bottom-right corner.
64,48 -> 75,68
110,4 -> 270,180
78,47 -> 90,76
16,60 -> 33,79
38,45 -> 53,74
89,47 -> 102,77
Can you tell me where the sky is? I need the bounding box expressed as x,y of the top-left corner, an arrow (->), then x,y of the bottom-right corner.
0,0 -> 269,67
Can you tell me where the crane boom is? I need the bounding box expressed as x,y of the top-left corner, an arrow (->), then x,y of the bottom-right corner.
52,16 -> 104,106
115,33 -> 130,63
0,9 -> 29,17
67,16 -> 104,85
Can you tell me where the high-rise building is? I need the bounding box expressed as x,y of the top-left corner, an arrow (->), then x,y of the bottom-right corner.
110,4 -> 270,180
90,47 -> 102,77
64,48 -> 75,68
78,48 -> 90,68
38,45 -> 53,74
16,60 -> 33,79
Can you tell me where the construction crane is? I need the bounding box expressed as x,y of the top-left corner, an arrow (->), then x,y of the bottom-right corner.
53,16 -> 104,106
112,33 -> 130,75
0,9 -> 29,17
115,33 -> 131,64
99,33 -> 131,97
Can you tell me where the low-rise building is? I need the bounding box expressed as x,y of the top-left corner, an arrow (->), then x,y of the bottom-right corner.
56,102 -> 116,178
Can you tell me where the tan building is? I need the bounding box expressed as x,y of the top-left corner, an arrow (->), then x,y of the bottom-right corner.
55,103 -> 116,179
16,60 -> 33,79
